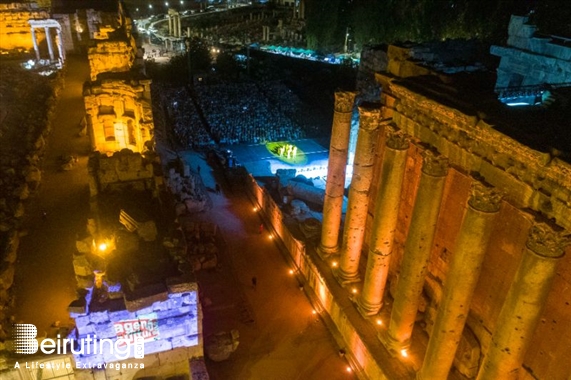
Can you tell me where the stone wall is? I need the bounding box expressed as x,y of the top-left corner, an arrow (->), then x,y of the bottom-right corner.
0,4 -> 49,51
87,37 -> 137,81
492,15 -> 571,88
68,279 -> 202,367
84,77 -> 154,154
87,150 -> 157,197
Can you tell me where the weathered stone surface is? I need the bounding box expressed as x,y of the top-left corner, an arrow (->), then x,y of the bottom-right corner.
205,330 -> 240,362
124,283 -> 169,312
167,277 -> 198,294
453,326 -> 481,379
67,298 -> 89,314
89,310 -> 109,324
73,254 -> 93,277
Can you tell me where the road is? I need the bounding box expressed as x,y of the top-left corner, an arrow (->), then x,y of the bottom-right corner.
176,150 -> 356,380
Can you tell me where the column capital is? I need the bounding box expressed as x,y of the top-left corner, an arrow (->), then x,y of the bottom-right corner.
526,222 -> 570,259
468,182 -> 502,213
357,105 -> 381,131
385,126 -> 409,151
334,91 -> 356,113
421,150 -> 449,177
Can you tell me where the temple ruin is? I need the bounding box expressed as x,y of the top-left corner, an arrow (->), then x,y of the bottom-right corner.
83,77 -> 153,154
248,16 -> 571,380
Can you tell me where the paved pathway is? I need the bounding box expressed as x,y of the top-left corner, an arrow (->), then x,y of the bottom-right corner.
175,151 -> 356,380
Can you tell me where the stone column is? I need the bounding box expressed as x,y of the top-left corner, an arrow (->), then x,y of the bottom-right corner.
417,182 -> 502,380
318,91 -> 356,258
336,105 -> 381,284
45,27 -> 55,61
168,16 -> 173,36
177,15 -> 182,38
56,28 -> 65,64
476,222 -> 568,380
380,150 -> 448,353
356,127 -> 409,316
31,27 -> 40,61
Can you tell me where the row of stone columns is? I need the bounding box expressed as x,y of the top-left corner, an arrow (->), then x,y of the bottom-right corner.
318,93 -> 569,378
417,183 -> 503,380
356,127 -> 409,315
168,11 -> 182,38
380,150 -> 448,349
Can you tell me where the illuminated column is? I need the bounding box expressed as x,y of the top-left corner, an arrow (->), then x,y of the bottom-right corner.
31,27 -> 40,61
380,150 -> 448,353
336,104 -> 381,284
177,15 -> 182,37
318,91 -> 356,258
56,28 -> 65,63
356,127 -> 409,316
168,15 -> 173,36
476,222 -> 568,380
417,182 -> 502,380
45,26 -> 55,61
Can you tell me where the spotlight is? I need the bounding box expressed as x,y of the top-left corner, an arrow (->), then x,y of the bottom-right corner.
401,349 -> 408,358
98,243 -> 107,252
346,366 -> 352,373
312,309 -> 317,315
351,288 -> 357,294
376,319 -> 382,325
269,234 -> 273,240
331,261 -> 338,268
253,207 -> 258,212
289,269 -> 294,275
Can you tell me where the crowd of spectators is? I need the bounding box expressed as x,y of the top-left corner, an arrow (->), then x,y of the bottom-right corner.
156,80 -> 324,149
157,84 -> 214,148
194,81 -> 306,145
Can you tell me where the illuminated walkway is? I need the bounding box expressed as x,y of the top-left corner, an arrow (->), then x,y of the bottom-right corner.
174,150 -> 356,380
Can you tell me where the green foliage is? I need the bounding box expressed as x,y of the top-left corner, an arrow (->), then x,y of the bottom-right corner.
304,0 -> 567,50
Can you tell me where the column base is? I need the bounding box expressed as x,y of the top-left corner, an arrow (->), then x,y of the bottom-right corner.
317,244 -> 338,260
333,268 -> 361,286
378,329 -> 410,358
355,297 -> 381,318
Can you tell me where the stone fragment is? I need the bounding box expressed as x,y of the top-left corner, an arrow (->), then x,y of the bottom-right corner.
205,330 -> 240,362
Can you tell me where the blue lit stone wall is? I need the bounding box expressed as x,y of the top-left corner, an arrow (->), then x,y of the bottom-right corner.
68,280 -> 200,366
